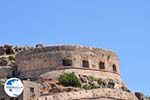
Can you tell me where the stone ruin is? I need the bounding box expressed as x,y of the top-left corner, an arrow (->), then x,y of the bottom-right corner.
0,44 -> 148,100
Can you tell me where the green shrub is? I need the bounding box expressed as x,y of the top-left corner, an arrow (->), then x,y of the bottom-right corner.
82,83 -> 98,90
89,83 -> 98,89
58,72 -> 81,87
88,76 -> 95,82
0,81 -> 4,86
8,56 -> 15,61
97,78 -> 103,85
82,84 -> 90,90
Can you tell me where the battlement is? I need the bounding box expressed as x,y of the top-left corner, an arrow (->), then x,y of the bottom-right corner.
17,45 -> 118,59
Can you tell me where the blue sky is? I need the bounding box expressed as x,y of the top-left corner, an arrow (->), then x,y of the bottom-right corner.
0,0 -> 150,95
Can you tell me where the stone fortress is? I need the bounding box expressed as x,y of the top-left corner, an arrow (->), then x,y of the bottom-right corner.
15,45 -> 120,82
0,44 -> 148,100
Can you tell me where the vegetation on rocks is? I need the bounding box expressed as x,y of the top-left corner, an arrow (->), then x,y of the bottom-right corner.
58,73 -> 117,91
88,76 -> 96,82
8,56 -> 15,61
97,78 -> 105,88
0,80 -> 4,85
82,83 -> 99,90
58,72 -> 81,87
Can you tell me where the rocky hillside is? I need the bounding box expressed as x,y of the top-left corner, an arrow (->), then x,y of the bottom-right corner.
0,44 -> 45,67
0,44 -> 45,79
0,44 -> 31,66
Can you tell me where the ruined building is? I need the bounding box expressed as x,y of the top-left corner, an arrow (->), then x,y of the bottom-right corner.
0,45 -> 146,100
15,45 -> 120,81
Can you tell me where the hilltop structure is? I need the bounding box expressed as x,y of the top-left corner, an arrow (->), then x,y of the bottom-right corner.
15,45 -> 120,81
0,45 -> 147,100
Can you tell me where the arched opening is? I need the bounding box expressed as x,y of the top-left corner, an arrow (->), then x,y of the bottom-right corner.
82,60 -> 89,68
30,87 -> 34,93
63,59 -> 72,66
107,56 -> 110,61
112,64 -> 117,72
99,61 -> 105,69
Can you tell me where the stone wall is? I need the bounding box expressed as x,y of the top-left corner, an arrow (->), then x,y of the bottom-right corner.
15,45 -> 120,80
23,80 -> 40,100
18,67 -> 121,81
0,67 -> 12,79
39,68 -> 121,82
0,80 -> 40,100
38,88 -> 138,100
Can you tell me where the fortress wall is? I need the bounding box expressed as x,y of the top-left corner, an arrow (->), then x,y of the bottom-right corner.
65,68 -> 121,81
18,68 -> 121,82
38,88 -> 138,100
15,45 -> 120,79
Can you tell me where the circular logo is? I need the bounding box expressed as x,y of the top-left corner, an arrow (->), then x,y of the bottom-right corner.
4,78 -> 24,97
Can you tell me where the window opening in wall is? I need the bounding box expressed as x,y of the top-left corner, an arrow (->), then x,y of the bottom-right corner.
30,87 -> 34,93
82,60 -> 89,68
107,56 -> 110,61
63,59 -> 72,66
92,65 -> 96,68
102,54 -> 104,57
99,62 -> 105,69
112,64 -> 117,72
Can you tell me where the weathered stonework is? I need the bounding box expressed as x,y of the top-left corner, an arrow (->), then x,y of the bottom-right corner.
38,88 -> 138,100
0,66 -> 12,79
15,45 -> 120,81
14,45 -> 140,100
0,45 -> 145,100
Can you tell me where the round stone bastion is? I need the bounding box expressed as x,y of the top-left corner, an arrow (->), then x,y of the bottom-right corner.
15,45 -> 121,82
